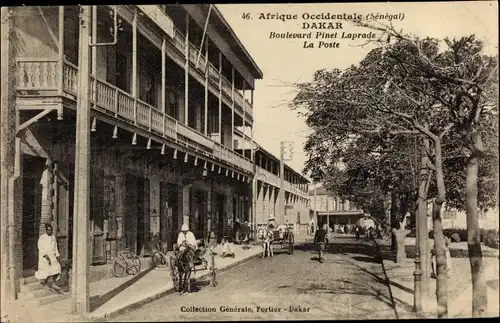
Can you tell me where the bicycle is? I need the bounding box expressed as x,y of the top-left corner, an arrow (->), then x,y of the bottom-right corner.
151,239 -> 169,268
112,249 -> 142,277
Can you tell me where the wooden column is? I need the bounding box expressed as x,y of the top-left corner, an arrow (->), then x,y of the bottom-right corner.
250,89 -> 254,161
218,52 -> 222,143
231,67 -> 235,150
91,6 -> 97,110
57,7 -> 64,97
204,39 -> 209,135
72,5 -> 91,315
184,13 -> 189,125
161,36 -> 166,114
132,8 -> 137,98
242,80 -> 246,154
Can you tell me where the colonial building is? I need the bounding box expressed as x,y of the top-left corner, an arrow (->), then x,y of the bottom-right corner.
2,4 -> 263,298
308,183 -> 365,232
251,144 -> 310,231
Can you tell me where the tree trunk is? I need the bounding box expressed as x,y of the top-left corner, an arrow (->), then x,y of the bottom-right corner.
418,137 -> 432,296
466,154 -> 487,317
390,191 -> 398,251
432,139 -> 448,318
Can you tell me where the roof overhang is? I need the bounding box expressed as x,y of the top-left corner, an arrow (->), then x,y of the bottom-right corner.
210,5 -> 263,79
184,5 -> 263,81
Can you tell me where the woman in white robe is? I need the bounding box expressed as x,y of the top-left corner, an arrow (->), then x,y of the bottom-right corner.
35,223 -> 62,291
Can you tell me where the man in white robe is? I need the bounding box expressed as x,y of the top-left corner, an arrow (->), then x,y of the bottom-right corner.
35,223 -> 62,292
177,224 -> 197,251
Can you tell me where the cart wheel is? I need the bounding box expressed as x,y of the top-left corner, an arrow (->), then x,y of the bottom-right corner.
112,257 -> 127,278
152,252 -> 167,268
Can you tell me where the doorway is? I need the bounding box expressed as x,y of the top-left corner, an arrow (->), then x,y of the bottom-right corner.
22,156 -> 44,276
125,174 -> 149,255
215,194 -> 225,243
160,182 -> 179,251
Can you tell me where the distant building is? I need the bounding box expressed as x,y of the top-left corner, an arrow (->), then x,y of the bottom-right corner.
308,183 -> 365,232
427,203 -> 499,231
245,144 -> 310,232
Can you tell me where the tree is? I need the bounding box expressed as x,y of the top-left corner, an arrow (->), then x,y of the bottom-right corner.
292,37 -> 459,318
296,18 -> 498,316
356,23 -> 499,316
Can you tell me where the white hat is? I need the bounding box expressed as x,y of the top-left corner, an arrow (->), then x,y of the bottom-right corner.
268,215 -> 275,221
181,224 -> 189,231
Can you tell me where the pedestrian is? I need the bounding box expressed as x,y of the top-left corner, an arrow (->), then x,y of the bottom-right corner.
355,225 -> 360,241
35,223 -> 62,293
314,224 -> 328,263
310,221 -> 314,235
233,218 -> 240,243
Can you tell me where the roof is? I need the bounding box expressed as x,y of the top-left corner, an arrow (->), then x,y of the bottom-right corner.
205,5 -> 264,79
254,143 -> 310,183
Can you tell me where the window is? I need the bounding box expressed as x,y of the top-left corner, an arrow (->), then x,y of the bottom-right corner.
296,212 -> 300,224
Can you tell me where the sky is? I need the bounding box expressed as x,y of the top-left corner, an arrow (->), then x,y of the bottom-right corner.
218,1 -> 499,179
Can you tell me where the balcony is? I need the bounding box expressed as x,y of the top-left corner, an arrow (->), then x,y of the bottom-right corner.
255,166 -> 308,198
172,28 -> 253,119
256,167 -> 280,187
16,57 -> 254,174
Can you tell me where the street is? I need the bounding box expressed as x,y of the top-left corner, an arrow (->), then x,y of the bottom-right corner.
110,236 -> 419,321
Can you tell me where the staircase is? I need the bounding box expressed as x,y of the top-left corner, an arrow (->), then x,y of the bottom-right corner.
18,276 -> 70,307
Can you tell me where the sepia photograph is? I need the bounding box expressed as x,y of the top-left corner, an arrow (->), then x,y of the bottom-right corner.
0,2 -> 498,322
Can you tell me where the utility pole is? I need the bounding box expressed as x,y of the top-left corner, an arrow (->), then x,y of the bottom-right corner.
72,5 -> 91,316
279,141 -> 293,223
279,141 -> 285,223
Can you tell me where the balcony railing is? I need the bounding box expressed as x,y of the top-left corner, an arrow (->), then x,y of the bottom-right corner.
17,58 -> 253,173
171,29 -> 252,118
255,166 -> 308,197
177,123 -> 214,150
256,167 -> 280,187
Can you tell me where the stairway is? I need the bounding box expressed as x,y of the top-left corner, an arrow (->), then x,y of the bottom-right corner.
18,276 -> 70,307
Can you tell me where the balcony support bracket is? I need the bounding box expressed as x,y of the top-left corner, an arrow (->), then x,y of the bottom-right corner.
17,107 -> 57,134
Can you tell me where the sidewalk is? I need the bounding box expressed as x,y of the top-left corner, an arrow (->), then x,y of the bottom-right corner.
372,239 -> 499,318
3,244 -> 262,323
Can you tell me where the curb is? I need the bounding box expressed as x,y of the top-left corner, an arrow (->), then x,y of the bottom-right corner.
86,250 -> 262,321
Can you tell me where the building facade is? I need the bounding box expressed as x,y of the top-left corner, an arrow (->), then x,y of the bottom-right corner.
427,204 -> 499,231
251,145 -> 310,232
309,184 -> 365,232
2,4 -> 263,298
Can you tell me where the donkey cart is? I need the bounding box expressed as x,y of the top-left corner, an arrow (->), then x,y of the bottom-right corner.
169,241 -> 217,294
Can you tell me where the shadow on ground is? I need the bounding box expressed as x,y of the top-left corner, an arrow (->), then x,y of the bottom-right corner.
293,239 -> 423,318
90,266 -> 155,312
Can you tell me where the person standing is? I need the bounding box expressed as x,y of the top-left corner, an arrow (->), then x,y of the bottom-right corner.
314,224 -> 328,263
233,218 -> 241,243
35,223 -> 62,293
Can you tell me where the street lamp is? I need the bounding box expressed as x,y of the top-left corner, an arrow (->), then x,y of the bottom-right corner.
413,212 -> 423,313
